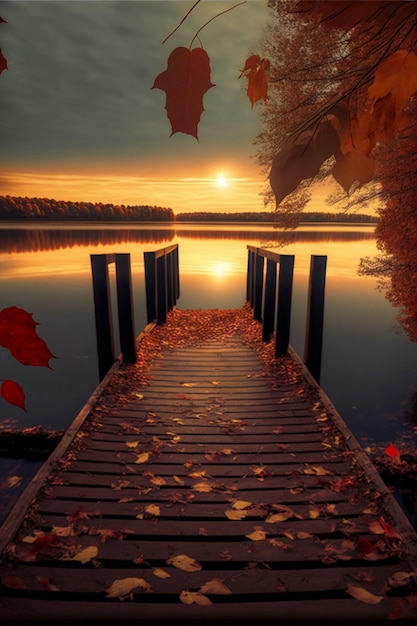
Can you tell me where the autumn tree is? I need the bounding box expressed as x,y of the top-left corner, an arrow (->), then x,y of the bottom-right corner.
256,1 -> 417,224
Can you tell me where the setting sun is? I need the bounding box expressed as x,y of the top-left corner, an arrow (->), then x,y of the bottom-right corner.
215,172 -> 229,188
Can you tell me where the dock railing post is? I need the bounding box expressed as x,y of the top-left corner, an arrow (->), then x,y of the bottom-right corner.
115,254 -> 136,364
275,254 -> 295,357
144,251 -> 157,324
144,244 -> 179,325
262,258 -> 277,341
91,254 -> 115,381
304,255 -> 327,382
156,254 -> 167,324
253,253 -> 264,322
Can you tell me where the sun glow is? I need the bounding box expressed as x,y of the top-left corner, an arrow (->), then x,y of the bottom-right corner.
215,172 -> 229,188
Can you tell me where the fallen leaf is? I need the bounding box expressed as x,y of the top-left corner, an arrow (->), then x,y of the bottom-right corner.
346,583 -> 384,604
166,554 -> 203,572
269,538 -> 292,550
205,451 -> 221,462
135,452 -> 149,464
6,475 -> 22,489
384,571 -> 414,590
152,568 -> 171,579
192,481 -> 213,493
51,525 -> 74,537
200,578 -> 232,594
145,504 -> 160,517
0,575 -> 27,589
135,394 -> 144,401
106,577 -> 152,598
231,500 -> 252,510
125,441 -> 139,448
179,590 -> 212,605
1,380 -> 26,411
303,465 -> 333,476
173,475 -> 185,485
68,545 -> 99,564
225,509 -> 247,520
246,529 -> 267,541
221,448 -> 234,455
150,475 -> 167,486
309,507 -> 320,519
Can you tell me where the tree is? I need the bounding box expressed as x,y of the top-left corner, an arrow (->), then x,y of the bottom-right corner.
256,1 -> 417,224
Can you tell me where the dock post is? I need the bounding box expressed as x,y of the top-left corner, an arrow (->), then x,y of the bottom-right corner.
246,248 -> 254,304
144,251 -> 157,323
115,254 -> 136,364
275,254 -> 294,357
91,254 -> 115,380
262,258 -> 277,341
167,252 -> 173,311
253,253 -> 264,322
156,254 -> 167,324
304,255 -> 327,381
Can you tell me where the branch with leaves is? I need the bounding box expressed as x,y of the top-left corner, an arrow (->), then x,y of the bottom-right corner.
152,0 -> 269,140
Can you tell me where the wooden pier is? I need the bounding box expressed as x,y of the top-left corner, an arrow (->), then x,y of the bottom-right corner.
1,248 -> 417,622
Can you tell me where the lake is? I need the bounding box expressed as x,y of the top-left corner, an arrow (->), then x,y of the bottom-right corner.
1,222 -> 417,524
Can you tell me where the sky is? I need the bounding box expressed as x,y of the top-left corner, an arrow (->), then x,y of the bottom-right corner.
0,0 -> 279,214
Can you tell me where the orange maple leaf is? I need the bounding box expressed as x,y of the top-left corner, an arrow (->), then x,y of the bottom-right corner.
152,46 -> 215,140
239,54 -> 270,107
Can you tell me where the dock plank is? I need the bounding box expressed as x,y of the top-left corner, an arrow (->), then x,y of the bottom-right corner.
1,307 -> 417,622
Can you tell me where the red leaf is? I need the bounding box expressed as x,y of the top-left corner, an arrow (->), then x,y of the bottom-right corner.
385,443 -> 401,459
152,46 -> 215,140
1,379 -> 26,411
0,48 -> 7,75
239,54 -> 270,107
0,306 -> 56,367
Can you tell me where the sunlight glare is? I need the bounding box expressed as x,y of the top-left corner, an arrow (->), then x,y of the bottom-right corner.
213,261 -> 230,278
215,172 -> 229,188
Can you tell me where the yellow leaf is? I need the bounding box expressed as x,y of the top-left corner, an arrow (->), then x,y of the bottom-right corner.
152,568 -> 171,579
125,441 -> 139,448
200,578 -> 232,594
106,577 -> 152,598
135,452 -> 149,464
166,554 -> 203,572
182,383 -> 196,387
309,507 -> 320,519
135,393 -> 144,400
6,475 -> 22,489
211,381 -> 221,386
346,583 -> 384,604
51,525 -> 74,537
231,500 -> 252,510
173,475 -> 185,485
245,529 -> 266,541
368,519 -> 385,534
188,470 -> 206,479
179,590 -> 212,606
303,465 -> 333,476
265,512 -> 291,523
225,509 -> 247,520
22,530 -> 44,544
150,476 -> 167,486
192,481 -> 213,493
221,448 -> 234,455
69,545 -> 99,564
145,504 -> 160,517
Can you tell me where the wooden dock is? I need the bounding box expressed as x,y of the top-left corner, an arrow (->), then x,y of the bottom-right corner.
1,306 -> 417,622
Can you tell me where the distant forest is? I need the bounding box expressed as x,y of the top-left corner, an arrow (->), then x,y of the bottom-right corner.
0,196 -> 378,223
0,195 -> 175,221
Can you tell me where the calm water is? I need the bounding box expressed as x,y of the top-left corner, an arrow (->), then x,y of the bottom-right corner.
1,222 -> 417,522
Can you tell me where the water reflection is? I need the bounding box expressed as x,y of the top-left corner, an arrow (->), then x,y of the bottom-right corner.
0,223 -> 375,254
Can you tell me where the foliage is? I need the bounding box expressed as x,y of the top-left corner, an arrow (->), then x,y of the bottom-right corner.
257,1 -> 417,222
359,99 -> 417,341
0,307 -> 56,411
152,1 -> 267,139
0,196 -> 175,221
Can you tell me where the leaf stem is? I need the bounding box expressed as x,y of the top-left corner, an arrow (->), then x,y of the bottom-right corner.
189,1 -> 247,49
161,0 -> 202,45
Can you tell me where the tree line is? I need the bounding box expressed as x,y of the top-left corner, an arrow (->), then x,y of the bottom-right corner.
0,196 -> 377,223
0,195 -> 175,221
